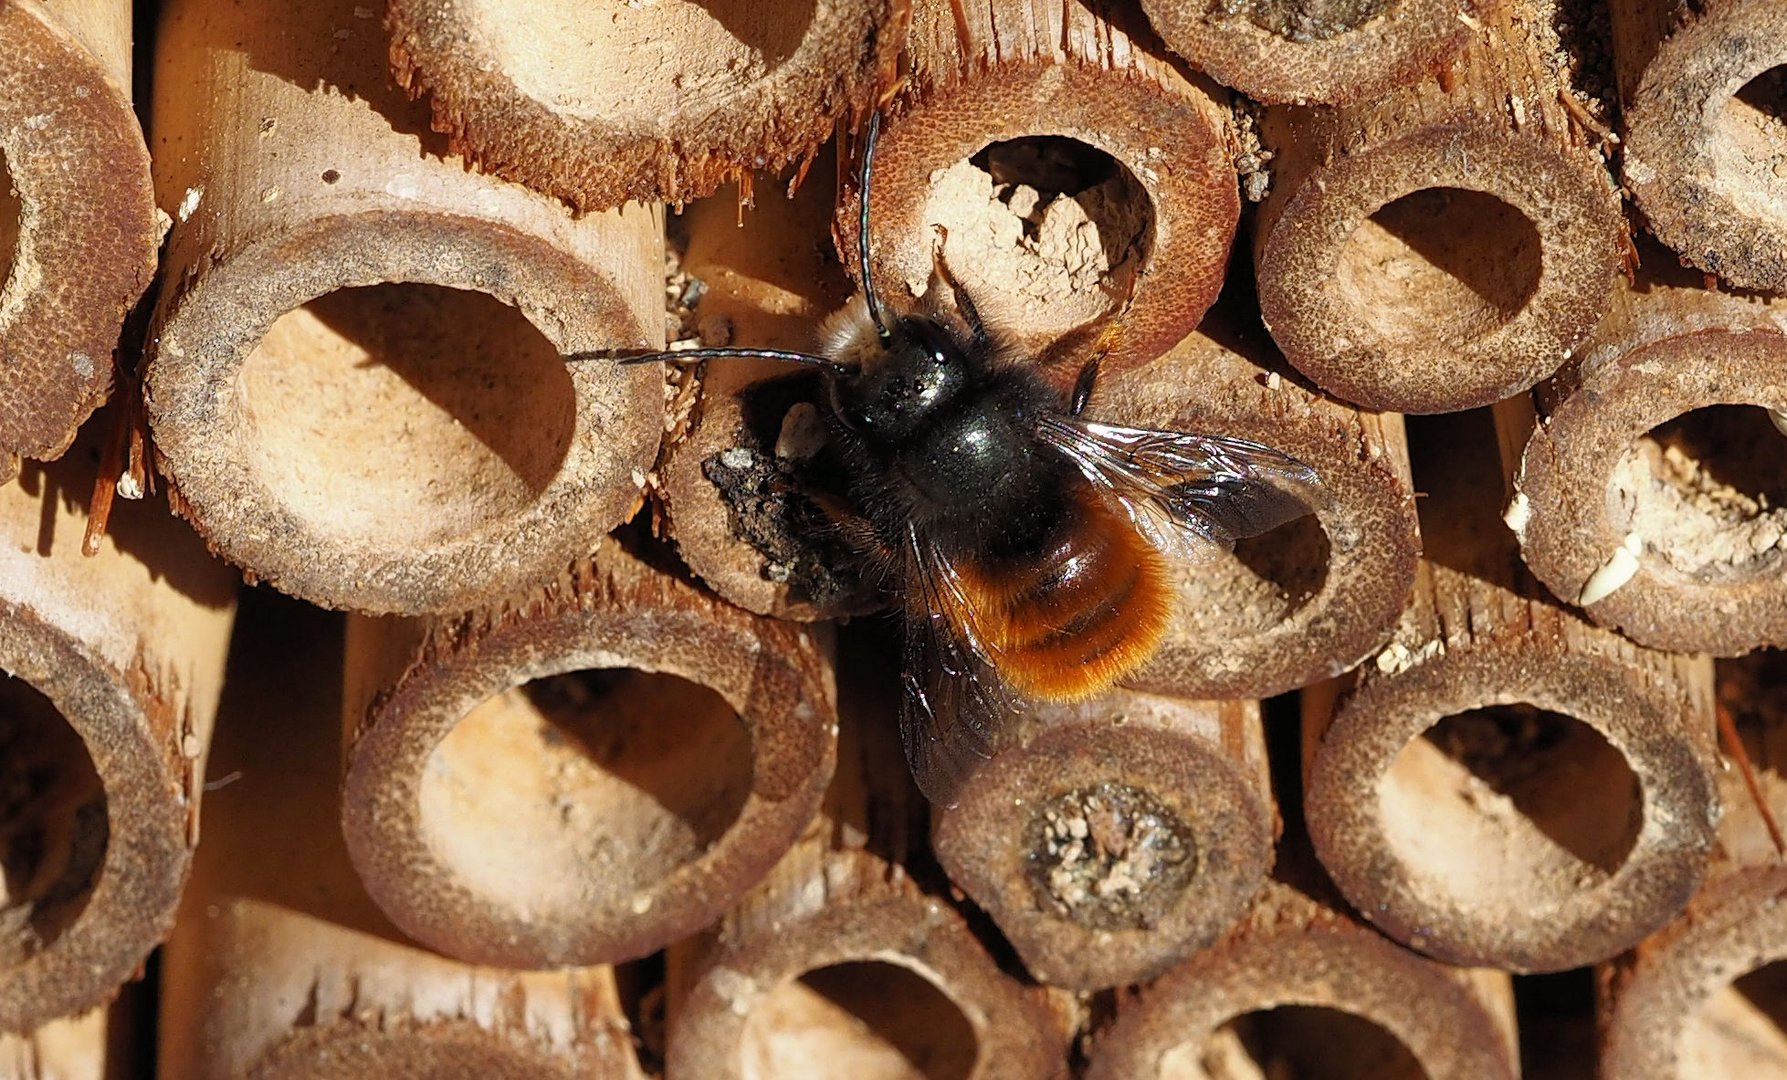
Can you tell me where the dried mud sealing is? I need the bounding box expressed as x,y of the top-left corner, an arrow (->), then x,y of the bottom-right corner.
386,0 -> 900,210
1139,0 -> 1474,105
1253,0 -> 1624,412
932,694 -> 1273,990
1615,0 -> 1787,291
849,0 -> 1240,378
0,1 -> 159,466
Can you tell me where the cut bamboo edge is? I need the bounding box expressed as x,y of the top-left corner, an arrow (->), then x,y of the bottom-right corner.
1304,410 -> 1719,973
386,0 -> 902,211
1504,242 -> 1787,655
1085,881 -> 1519,1080
664,627 -> 1071,1080
1613,0 -> 1787,292
160,594 -> 646,1080
1252,0 -> 1625,413
841,0 -> 1241,381
1601,651 -> 1787,1080
1136,0 -> 1478,106
0,430 -> 237,1033
933,693 -> 1274,991
340,537 -> 836,969
144,0 -> 663,615
0,0 -> 158,476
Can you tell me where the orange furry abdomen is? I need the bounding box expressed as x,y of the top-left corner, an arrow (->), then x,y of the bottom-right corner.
953,490 -> 1171,700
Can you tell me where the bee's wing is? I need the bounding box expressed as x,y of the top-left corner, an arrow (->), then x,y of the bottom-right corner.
898,525 -> 1018,806
1036,414 -> 1325,563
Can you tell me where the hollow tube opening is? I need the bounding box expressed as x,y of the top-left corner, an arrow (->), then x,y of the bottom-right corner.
1712,64 -> 1787,219
1681,960 -> 1787,1079
240,283 -> 577,550
1337,188 -> 1541,349
1379,703 -> 1642,910
1164,1004 -> 1428,1080
0,673 -> 108,967
740,961 -> 978,1080
418,668 -> 752,920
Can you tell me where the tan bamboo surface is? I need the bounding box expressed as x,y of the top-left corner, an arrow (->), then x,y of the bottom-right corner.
1612,0 -> 1787,292
1503,240 -> 1787,656
0,431 -> 236,1033
839,0 -> 1241,382
1084,878 -> 1519,1080
1098,308 -> 1419,700
340,536 -> 836,969
159,593 -> 646,1080
143,0 -> 663,615
1137,0 -> 1480,106
1303,409 -> 1719,973
664,626 -> 1071,1080
0,1007 -> 108,1080
933,692 -> 1273,991
1600,651 -> 1787,1080
1251,0 -> 1625,413
654,148 -> 876,623
0,0 -> 158,478
386,0 -> 901,211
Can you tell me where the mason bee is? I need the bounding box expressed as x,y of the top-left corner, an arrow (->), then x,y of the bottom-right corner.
594,113 -> 1324,805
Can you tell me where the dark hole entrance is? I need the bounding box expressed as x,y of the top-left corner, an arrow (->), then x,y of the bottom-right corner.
741,961 -> 978,1080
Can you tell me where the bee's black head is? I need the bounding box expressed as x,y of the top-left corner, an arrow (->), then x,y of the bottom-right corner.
828,314 -> 976,443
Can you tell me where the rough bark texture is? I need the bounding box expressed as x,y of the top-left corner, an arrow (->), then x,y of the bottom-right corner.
933,693 -> 1273,990
144,0 -> 663,615
0,0 -> 159,473
1600,652 -> 1787,1079
158,594 -> 645,1080
1138,0 -> 1480,105
1099,312 -> 1419,699
387,0 -> 902,211
839,0 -> 1241,382
1613,0 -> 1787,292
1085,880 -> 1519,1080
1304,409 -> 1719,972
0,432 -> 236,1033
1253,0 -> 1625,412
1506,241 -> 1787,655
340,538 -> 837,969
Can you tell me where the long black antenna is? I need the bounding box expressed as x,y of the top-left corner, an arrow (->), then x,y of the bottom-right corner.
860,111 -> 893,343
570,346 -> 855,378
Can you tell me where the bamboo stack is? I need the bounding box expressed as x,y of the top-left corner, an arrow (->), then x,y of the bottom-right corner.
4,0 -> 1787,1069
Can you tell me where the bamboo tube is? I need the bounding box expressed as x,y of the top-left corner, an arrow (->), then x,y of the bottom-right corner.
1303,409 -> 1719,972
159,592 -> 646,1079
1613,0 -> 1787,293
654,148 -> 876,621
1136,0 -> 1479,106
664,625 -> 1070,1079
932,692 -> 1273,991
386,0 -> 900,211
340,536 -> 836,969
0,1008 -> 108,1079
144,0 -> 663,616
1098,308 -> 1419,700
841,0 -> 1241,379
1503,242 -> 1787,656
1251,0 -> 1625,413
0,0 -> 158,475
1085,880 -> 1519,1080
0,434 -> 236,1033
1598,650 -> 1787,1079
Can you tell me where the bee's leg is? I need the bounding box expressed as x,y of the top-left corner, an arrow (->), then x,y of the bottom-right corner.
928,224 -> 989,352
767,472 -> 893,566
1070,355 -> 1103,417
